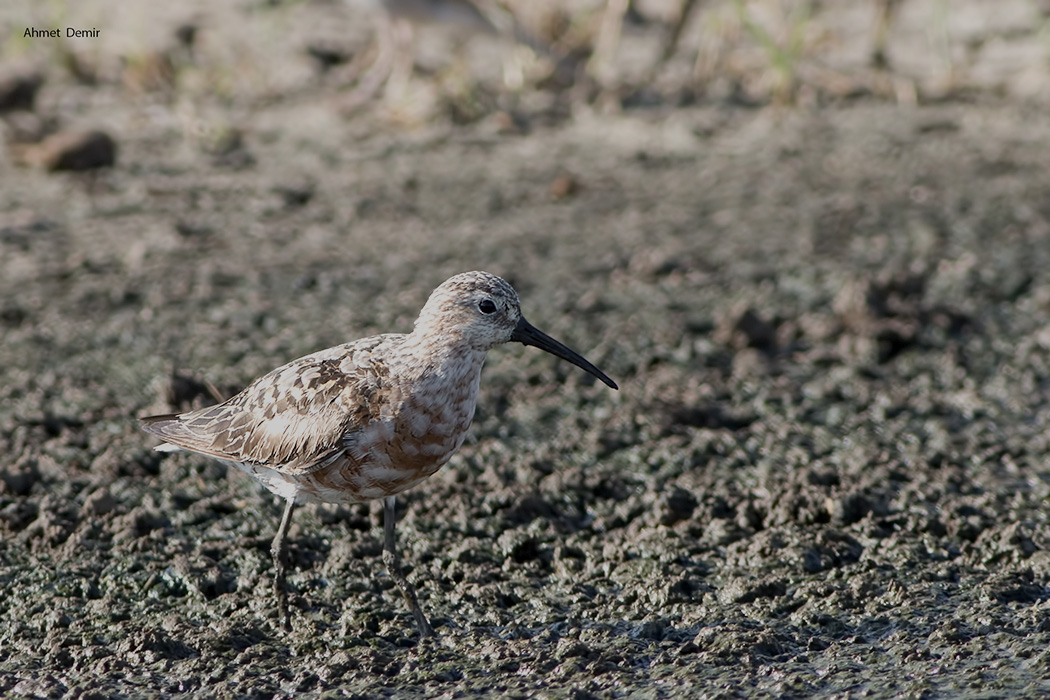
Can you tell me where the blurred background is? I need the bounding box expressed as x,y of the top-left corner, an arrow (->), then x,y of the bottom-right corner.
3,0 -> 1048,142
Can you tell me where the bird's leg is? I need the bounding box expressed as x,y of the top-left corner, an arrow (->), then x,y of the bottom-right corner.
271,498 -> 297,632
382,496 -> 435,638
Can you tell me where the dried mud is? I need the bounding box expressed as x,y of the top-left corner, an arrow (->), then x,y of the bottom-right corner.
3,2 -> 1050,699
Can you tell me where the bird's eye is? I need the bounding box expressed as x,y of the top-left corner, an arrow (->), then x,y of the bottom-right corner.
478,299 -> 497,314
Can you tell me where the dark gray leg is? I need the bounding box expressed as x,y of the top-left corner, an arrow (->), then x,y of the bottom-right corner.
383,496 -> 435,637
271,498 -> 296,632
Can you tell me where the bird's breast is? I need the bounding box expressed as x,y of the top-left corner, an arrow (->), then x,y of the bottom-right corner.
297,348 -> 485,503
383,350 -> 484,468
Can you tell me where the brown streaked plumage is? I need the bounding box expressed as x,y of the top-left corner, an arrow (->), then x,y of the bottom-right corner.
141,271 -> 617,637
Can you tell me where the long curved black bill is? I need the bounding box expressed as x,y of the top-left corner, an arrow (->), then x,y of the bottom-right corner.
511,317 -> 618,390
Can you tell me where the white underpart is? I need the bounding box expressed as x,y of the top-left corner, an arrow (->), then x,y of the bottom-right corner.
234,462 -> 302,503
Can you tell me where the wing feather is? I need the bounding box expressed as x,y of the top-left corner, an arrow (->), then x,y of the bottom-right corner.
141,336 -> 399,474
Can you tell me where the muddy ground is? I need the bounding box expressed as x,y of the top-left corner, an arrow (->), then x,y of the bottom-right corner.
3,1 -> 1050,698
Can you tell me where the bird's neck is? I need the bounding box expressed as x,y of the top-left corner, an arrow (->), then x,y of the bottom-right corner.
400,329 -> 488,386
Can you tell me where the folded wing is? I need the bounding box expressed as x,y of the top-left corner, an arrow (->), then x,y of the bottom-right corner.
141,340 -> 395,475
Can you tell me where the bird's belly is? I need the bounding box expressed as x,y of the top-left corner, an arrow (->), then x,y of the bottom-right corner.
291,426 -> 467,504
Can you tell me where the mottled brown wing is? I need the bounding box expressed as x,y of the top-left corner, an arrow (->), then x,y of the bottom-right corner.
141,336 -> 397,474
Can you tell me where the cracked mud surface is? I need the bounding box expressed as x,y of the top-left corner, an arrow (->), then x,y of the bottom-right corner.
3,2 -> 1050,698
